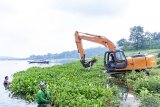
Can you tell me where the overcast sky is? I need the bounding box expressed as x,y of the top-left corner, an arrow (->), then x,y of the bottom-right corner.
0,0 -> 160,58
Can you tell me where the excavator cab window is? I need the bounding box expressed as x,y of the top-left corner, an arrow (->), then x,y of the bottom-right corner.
104,50 -> 127,72
115,51 -> 126,61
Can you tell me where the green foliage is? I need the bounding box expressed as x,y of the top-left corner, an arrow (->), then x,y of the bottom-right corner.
133,76 -> 160,94
149,40 -> 160,49
124,70 -> 160,94
117,25 -> 160,50
124,69 -> 160,107
140,93 -> 160,107
129,26 -> 144,49
9,61 -> 120,107
117,38 -> 134,51
125,71 -> 146,86
9,49 -> 160,106
156,58 -> 160,65
125,71 -> 146,81
149,69 -> 160,76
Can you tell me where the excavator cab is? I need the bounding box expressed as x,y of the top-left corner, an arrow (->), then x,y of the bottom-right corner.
104,50 -> 127,72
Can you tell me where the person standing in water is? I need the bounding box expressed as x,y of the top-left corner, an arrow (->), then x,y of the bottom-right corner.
3,76 -> 11,90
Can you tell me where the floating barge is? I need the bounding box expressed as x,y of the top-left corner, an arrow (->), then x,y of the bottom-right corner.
28,60 -> 50,64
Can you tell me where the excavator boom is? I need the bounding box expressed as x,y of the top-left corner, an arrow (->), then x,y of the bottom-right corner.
75,31 -> 116,56
75,31 -> 117,68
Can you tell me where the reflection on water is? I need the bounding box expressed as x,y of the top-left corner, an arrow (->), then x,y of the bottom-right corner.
0,59 -> 76,107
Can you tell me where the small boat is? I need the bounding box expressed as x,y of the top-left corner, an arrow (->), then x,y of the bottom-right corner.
28,60 -> 50,64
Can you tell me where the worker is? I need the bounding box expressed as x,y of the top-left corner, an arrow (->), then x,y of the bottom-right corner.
3,76 -> 11,90
109,54 -> 116,67
4,76 -> 11,85
110,54 -> 115,62
37,81 -> 51,107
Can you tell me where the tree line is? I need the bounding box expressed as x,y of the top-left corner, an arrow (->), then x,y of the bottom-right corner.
28,47 -> 107,60
117,26 -> 160,50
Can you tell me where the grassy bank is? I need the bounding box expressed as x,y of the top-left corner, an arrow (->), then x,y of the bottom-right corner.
124,49 -> 160,56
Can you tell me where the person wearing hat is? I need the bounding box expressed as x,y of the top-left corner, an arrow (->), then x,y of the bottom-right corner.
4,76 -> 11,85
37,81 -> 51,106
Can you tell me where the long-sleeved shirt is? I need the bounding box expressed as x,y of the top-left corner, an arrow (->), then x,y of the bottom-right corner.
36,89 -> 51,104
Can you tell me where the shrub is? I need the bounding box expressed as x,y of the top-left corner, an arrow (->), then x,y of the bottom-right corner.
133,76 -> 160,94
140,94 -> 160,107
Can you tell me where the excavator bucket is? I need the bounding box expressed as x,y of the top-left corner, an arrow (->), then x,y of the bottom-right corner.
80,58 -> 97,68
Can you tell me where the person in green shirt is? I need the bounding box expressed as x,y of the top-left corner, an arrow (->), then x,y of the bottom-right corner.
37,81 -> 51,107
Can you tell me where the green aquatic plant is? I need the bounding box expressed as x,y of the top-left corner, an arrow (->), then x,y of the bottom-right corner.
9,61 -> 120,107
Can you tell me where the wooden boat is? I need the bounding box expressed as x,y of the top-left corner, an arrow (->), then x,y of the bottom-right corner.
28,60 -> 49,64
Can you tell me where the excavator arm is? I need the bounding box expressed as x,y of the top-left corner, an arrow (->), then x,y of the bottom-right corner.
74,31 -> 116,68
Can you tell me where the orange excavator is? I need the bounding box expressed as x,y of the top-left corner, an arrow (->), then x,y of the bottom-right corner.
74,31 -> 156,74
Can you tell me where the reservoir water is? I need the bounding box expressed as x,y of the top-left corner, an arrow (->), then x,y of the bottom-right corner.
0,59 -> 76,107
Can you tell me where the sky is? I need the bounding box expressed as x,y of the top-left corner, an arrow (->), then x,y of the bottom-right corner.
0,0 -> 160,58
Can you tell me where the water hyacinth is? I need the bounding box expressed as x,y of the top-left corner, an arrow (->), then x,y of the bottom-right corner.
9,61 -> 120,107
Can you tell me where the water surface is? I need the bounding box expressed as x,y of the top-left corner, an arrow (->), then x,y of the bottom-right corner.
0,59 -> 76,107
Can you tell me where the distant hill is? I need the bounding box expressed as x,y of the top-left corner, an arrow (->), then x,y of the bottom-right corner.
0,56 -> 16,60
28,46 -> 108,60
0,56 -> 26,60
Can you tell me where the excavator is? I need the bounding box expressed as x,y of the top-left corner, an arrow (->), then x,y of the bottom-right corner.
74,31 -> 157,74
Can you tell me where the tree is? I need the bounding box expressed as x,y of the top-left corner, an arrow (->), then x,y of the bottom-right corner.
129,26 -> 144,49
117,38 -> 131,50
117,38 -> 127,46
143,31 -> 152,49
152,32 -> 160,40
